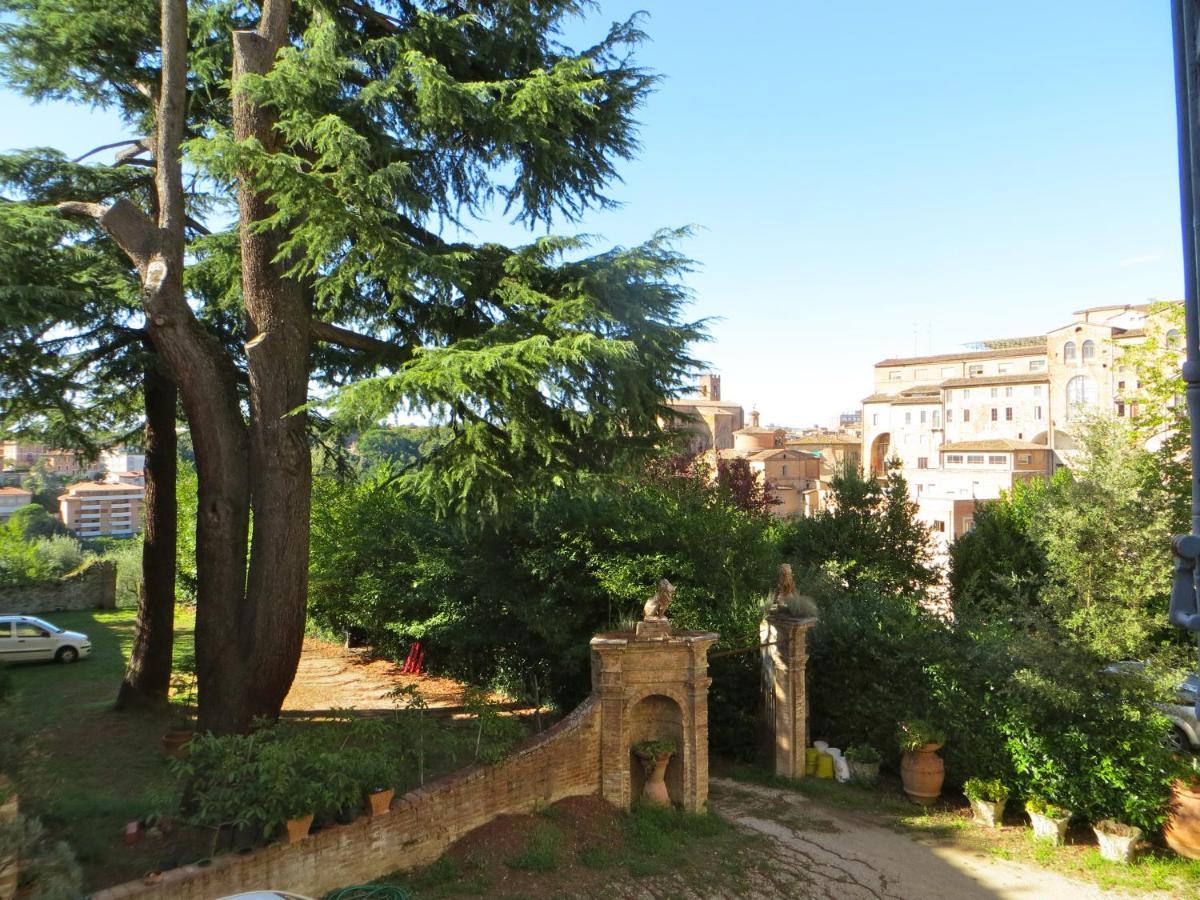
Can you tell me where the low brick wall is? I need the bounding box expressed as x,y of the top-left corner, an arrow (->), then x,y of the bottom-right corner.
0,560 -> 116,614
93,696 -> 602,899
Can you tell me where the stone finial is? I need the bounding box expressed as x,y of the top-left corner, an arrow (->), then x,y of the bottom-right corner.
769,563 -> 819,619
773,563 -> 796,604
643,579 -> 674,621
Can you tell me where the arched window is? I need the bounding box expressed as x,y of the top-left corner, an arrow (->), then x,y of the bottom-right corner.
1063,341 -> 1077,362
1081,339 -> 1095,361
1167,329 -> 1182,350
1066,375 -> 1098,419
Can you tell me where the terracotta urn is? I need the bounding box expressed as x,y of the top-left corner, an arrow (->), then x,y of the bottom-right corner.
161,730 -> 194,759
285,813 -> 314,844
365,787 -> 394,818
1166,778 -> 1200,860
900,743 -> 944,805
636,750 -> 674,808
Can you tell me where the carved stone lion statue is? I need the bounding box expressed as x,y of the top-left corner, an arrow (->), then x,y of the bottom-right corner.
643,578 -> 675,620
773,563 -> 797,605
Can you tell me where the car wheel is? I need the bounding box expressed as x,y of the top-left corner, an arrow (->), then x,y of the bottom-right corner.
55,646 -> 79,665
1168,725 -> 1190,753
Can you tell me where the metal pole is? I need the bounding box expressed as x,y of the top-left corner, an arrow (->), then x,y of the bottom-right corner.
1169,0 -> 1200,674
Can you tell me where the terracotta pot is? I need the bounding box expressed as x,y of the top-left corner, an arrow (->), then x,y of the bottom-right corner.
1094,823 -> 1141,864
900,744 -> 944,805
1029,810 -> 1070,846
365,788 -> 394,818
969,797 -> 1006,828
161,730 -> 194,758
1166,779 -> 1200,860
285,813 -> 314,844
637,751 -> 673,808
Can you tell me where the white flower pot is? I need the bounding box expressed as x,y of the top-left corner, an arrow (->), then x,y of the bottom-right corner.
970,797 -> 1006,828
1094,824 -> 1142,864
1029,811 -> 1070,845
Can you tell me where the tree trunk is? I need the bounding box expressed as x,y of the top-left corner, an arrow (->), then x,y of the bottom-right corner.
116,360 -> 178,710
193,0 -> 311,733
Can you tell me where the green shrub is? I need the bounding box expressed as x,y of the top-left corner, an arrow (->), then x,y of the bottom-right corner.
963,777 -> 1008,803
1025,796 -> 1068,818
32,534 -> 84,575
896,719 -> 945,752
844,744 -> 880,764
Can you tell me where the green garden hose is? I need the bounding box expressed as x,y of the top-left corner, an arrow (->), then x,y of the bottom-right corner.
324,886 -> 414,900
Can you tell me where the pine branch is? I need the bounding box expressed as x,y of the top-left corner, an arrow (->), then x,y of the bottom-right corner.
310,320 -> 413,363
73,139 -> 148,163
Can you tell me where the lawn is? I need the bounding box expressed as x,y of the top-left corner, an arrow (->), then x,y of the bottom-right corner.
2,607 -> 197,890
1,606 -> 529,893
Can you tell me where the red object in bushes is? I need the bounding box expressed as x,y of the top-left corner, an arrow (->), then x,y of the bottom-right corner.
401,642 -> 425,676
124,821 -> 141,844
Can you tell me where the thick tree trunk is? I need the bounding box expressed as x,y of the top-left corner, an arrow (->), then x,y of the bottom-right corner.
116,361 -> 178,710
194,0 -> 312,733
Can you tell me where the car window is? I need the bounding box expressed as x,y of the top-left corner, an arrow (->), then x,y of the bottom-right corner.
15,623 -> 47,638
27,618 -> 62,634
0,622 -> 10,638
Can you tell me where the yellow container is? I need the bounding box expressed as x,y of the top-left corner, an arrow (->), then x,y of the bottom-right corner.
805,747 -> 820,776
816,753 -> 835,779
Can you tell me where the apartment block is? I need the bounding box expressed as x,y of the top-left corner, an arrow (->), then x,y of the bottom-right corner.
861,303 -> 1178,545
58,482 -> 145,538
0,486 -> 34,521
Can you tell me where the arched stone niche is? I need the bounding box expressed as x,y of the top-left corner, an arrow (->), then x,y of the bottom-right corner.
628,693 -> 685,804
590,627 -> 717,812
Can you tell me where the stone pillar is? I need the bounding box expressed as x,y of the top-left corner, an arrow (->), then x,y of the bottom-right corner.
760,612 -> 817,779
590,625 -> 718,813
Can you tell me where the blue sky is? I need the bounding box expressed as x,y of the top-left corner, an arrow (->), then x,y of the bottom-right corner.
0,1 -> 1184,425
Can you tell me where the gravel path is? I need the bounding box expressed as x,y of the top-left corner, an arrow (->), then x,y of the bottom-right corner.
694,778 -> 1119,900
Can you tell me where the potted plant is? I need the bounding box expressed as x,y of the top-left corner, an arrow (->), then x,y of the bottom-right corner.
963,778 -> 1009,828
896,719 -> 945,805
1025,796 -> 1071,846
1093,819 -> 1142,864
344,745 -> 396,818
844,744 -> 881,785
632,739 -> 676,808
162,657 -> 197,758
1166,760 -> 1200,860
256,741 -> 320,844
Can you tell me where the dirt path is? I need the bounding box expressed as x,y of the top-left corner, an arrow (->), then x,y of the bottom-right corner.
281,636 -> 481,713
704,778 -> 1122,900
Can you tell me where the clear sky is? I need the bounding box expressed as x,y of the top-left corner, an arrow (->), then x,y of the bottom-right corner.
0,1 -> 1185,427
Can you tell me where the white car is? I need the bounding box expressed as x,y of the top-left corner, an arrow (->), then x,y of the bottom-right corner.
0,615 -> 92,664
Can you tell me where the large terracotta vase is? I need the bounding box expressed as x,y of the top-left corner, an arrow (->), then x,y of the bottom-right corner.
900,743 -> 944,805
1166,779 -> 1200,860
638,751 -> 673,808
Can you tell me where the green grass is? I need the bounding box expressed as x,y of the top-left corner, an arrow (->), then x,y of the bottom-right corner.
2,608 -> 202,887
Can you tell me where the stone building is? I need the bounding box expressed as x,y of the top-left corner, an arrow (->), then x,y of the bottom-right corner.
0,486 -> 34,522
785,432 -> 862,481
663,373 -> 745,453
715,411 -> 823,518
861,302 -> 1179,545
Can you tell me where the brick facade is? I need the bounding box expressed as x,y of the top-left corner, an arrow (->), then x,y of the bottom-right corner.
94,622 -> 718,899
760,612 -> 817,779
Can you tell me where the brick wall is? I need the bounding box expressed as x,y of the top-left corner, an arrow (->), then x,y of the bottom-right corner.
0,560 -> 116,615
93,696 -> 602,900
